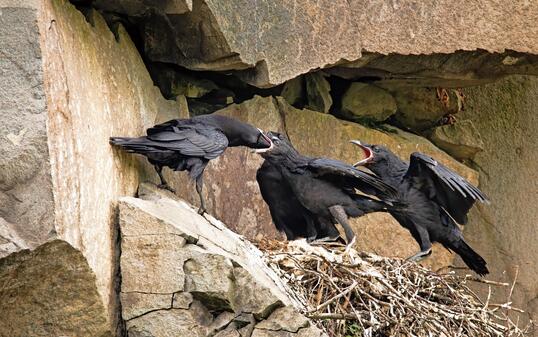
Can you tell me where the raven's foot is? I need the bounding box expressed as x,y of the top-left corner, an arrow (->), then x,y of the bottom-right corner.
197,207 -> 206,215
343,236 -> 357,255
306,235 -> 318,243
158,184 -> 176,193
309,235 -> 341,245
406,248 -> 432,262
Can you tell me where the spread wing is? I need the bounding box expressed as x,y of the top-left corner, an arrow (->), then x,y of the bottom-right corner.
307,158 -> 399,200
257,161 -> 321,240
405,152 -> 488,224
145,124 -> 228,159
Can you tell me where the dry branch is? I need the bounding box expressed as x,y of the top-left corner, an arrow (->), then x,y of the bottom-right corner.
256,239 -> 531,337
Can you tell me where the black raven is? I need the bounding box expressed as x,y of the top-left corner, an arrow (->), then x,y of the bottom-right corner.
351,141 -> 489,275
256,160 -> 341,242
110,114 -> 271,214
255,132 -> 397,250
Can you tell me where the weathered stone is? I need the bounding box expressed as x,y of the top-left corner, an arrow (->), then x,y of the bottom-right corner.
252,326 -> 325,337
254,307 -> 309,332
121,293 -> 172,321
305,72 -> 332,113
30,0 -> 183,328
184,253 -> 235,310
208,311 -> 237,336
148,63 -> 219,99
391,87 -> 461,132
126,301 -> 212,337
232,266 -> 283,319
119,189 -> 296,308
121,234 -> 188,293
172,292 -> 194,309
238,318 -> 257,337
119,198 -> 187,237
456,75 -> 538,329
94,0 -> 193,16
0,240 -> 111,337
231,313 -> 252,326
0,217 -> 28,258
99,0 -> 537,86
340,83 -> 396,122
281,76 -> 305,107
427,119 -> 484,160
0,1 -> 54,255
328,51 -> 538,88
215,326 -> 241,337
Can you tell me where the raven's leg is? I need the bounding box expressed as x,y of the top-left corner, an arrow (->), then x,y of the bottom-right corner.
310,219 -> 341,244
406,225 -> 432,262
195,174 -> 206,215
329,205 -> 356,253
155,165 -> 175,193
304,217 -> 318,243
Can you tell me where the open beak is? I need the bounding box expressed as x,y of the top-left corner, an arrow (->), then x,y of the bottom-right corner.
253,129 -> 274,153
350,140 -> 373,166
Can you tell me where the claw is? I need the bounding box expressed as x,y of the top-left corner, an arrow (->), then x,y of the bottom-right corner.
405,248 -> 432,262
197,207 -> 206,215
344,236 -> 357,255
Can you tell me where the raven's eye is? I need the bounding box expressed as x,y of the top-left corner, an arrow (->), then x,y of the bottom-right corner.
373,146 -> 380,153
271,136 -> 280,144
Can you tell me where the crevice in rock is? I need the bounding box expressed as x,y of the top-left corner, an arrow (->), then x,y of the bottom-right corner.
122,290 -> 177,295
124,305 -> 175,322
112,206 -> 127,337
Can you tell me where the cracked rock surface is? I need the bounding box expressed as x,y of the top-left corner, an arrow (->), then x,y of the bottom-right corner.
119,183 -> 326,336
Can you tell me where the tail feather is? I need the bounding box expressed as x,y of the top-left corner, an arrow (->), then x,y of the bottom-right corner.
452,239 -> 489,276
109,136 -> 142,146
109,136 -> 156,153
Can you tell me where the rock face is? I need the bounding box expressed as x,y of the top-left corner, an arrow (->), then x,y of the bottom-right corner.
119,183 -> 325,337
390,87 -> 461,132
340,83 -> 397,122
0,0 -> 184,332
95,0 -> 538,87
281,76 -> 305,107
2,0 -> 537,335
305,73 -> 332,113
456,75 -> 538,330
428,120 -> 484,160
0,240 -> 111,337
0,0 -> 54,257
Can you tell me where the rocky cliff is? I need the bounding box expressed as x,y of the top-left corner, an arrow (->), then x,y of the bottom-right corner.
1,0 -> 537,336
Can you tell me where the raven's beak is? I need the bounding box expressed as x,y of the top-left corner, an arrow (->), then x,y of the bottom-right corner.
253,129 -> 274,153
350,140 -> 373,166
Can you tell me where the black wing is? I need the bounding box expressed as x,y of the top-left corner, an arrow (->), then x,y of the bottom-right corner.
405,152 -> 488,224
307,158 -> 399,200
257,161 -> 322,240
145,125 -> 228,160
146,118 -> 188,136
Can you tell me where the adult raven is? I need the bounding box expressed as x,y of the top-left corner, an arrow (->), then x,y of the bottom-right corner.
255,132 -> 397,250
351,141 -> 489,275
110,114 -> 271,214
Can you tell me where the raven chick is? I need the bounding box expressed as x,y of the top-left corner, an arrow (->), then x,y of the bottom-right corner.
110,114 -> 271,214
351,141 -> 489,275
255,132 -> 397,250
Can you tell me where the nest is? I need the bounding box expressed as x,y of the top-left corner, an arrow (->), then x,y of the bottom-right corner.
256,239 -> 531,337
